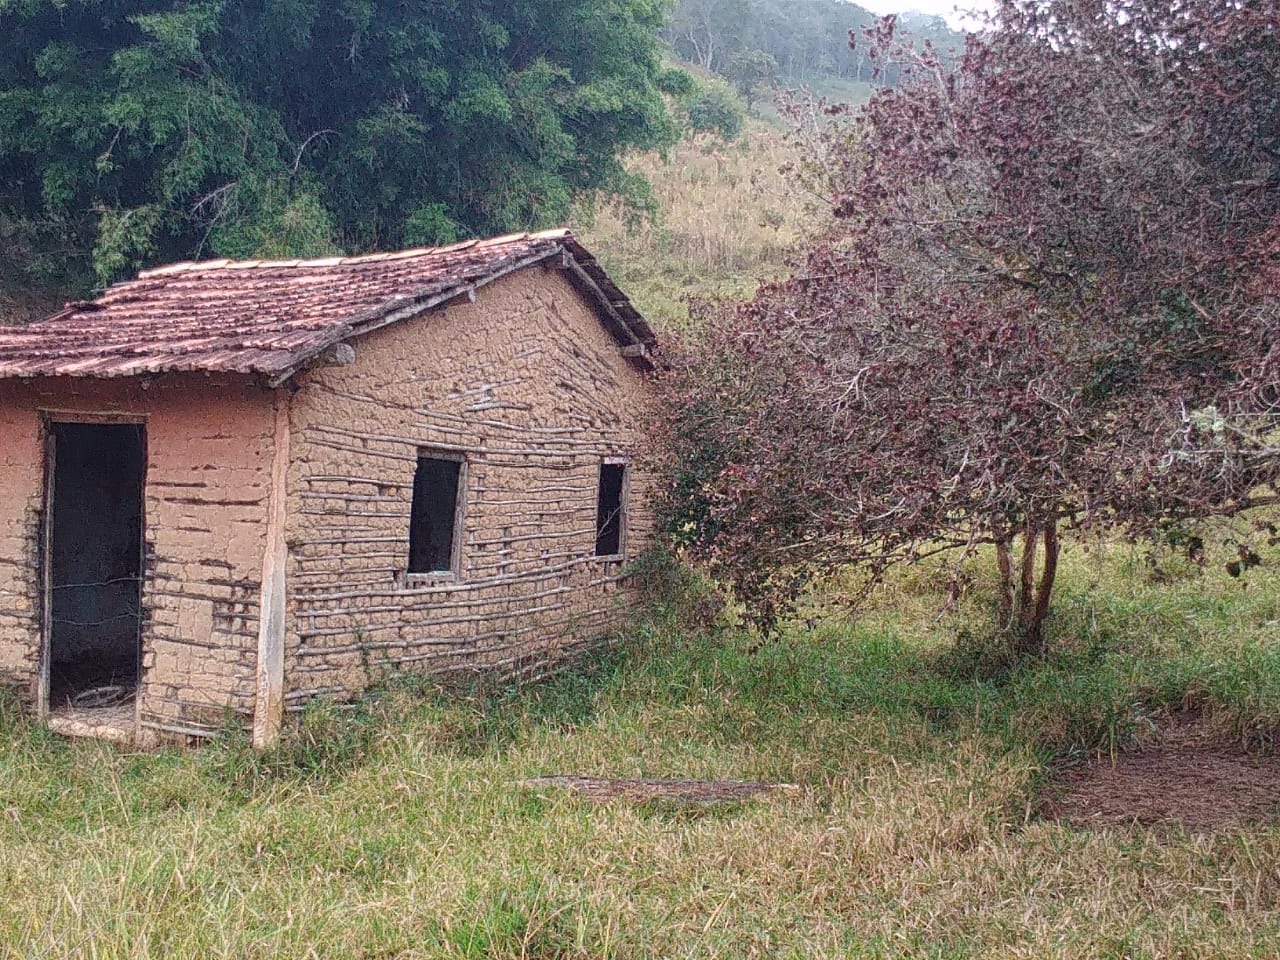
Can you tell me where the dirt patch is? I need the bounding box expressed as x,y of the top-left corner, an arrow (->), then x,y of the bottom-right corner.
1043,714 -> 1280,830
520,776 -> 801,805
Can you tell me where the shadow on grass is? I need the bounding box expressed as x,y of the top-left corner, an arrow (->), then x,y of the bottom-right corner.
415,639 -> 640,758
198,639 -> 639,798
8,544 -> 1280,809
643,571 -> 1280,768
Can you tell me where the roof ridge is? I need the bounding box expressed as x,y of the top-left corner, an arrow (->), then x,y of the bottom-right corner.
135,229 -> 576,279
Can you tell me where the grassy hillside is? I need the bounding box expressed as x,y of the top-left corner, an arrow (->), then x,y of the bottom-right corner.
576,122 -> 812,333
572,78 -> 877,337
753,75 -> 878,126
3,537 -> 1280,957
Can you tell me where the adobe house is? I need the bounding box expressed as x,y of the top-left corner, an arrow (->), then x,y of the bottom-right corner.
0,230 -> 658,745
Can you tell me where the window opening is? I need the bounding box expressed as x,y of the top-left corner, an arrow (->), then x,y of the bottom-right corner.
409,454 -> 463,575
595,462 -> 627,557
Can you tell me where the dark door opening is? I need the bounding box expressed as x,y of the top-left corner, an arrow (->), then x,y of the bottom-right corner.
45,422 -> 146,710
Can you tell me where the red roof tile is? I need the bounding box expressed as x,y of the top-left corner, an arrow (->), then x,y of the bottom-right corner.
0,230 -> 654,381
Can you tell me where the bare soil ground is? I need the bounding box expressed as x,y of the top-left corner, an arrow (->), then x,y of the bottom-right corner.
520,775 -> 801,804
1043,712 -> 1280,830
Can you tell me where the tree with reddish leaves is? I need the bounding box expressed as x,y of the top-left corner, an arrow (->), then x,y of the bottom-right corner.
663,0 -> 1280,652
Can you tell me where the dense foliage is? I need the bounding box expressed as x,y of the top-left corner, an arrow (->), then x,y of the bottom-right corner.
665,0 -> 1280,648
0,0 -> 682,296
679,76 -> 745,140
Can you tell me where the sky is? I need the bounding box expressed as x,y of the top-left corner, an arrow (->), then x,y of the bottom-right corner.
858,0 -> 996,31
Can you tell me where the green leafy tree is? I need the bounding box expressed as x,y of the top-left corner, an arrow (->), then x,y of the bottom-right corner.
0,0 -> 682,296
724,49 -> 777,113
680,77 -> 744,141
666,0 -> 750,72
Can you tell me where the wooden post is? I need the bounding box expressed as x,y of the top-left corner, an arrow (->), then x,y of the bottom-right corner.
253,389 -> 290,747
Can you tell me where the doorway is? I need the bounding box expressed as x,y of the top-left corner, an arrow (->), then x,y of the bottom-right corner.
42,421 -> 146,727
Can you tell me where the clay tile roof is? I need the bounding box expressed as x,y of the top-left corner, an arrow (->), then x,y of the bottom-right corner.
0,229 -> 655,382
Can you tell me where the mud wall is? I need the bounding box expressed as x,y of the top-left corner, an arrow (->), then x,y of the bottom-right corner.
284,265 -> 657,706
0,391 -> 43,695
0,376 -> 274,734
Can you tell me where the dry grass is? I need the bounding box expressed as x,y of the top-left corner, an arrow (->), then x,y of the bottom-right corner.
575,122 -> 813,333
3,535 -> 1280,958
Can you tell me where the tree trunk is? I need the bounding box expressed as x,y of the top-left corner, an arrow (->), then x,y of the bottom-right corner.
999,520 -> 1060,656
995,539 -> 1015,628
1018,522 -> 1038,624
1023,521 -> 1059,655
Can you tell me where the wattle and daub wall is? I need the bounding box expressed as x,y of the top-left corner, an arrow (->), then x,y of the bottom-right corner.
0,377 -> 275,737
284,265 -> 656,707
0,265 -> 654,734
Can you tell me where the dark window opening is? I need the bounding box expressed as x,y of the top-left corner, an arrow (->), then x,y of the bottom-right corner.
47,422 -> 146,708
595,463 -> 627,557
409,455 -> 463,575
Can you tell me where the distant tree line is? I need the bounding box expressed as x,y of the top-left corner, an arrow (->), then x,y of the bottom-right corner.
664,0 -> 965,90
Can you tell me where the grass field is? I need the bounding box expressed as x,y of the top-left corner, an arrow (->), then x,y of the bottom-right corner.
576,121 -> 811,334
753,76 -> 878,127
573,81 -> 875,336
3,534 -> 1280,958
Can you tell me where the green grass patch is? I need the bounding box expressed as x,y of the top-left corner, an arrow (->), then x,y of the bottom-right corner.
3,537 -> 1280,956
